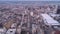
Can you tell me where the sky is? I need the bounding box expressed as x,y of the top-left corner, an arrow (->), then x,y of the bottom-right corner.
0,0 -> 60,1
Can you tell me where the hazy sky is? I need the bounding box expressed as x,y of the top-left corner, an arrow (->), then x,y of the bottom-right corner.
0,0 -> 60,1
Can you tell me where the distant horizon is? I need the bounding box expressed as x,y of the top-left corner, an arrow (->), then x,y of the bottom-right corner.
0,0 -> 60,1
0,1 -> 60,5
0,0 -> 60,2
